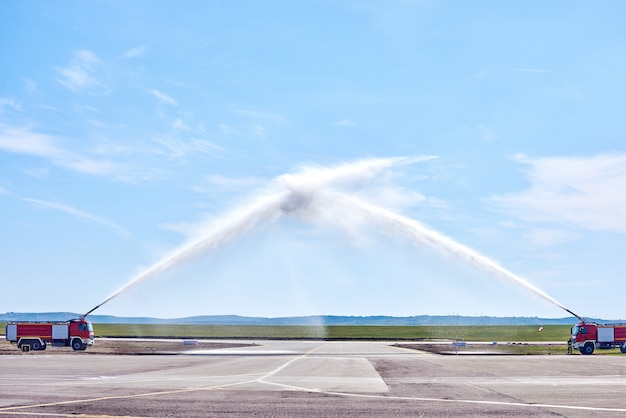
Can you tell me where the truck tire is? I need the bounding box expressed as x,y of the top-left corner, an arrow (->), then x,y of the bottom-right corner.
72,339 -> 86,351
620,343 -> 626,354
581,342 -> 595,355
18,339 -> 37,351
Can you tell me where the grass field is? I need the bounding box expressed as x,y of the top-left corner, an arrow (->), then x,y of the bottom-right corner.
88,323 -> 573,342
2,322 -> 572,341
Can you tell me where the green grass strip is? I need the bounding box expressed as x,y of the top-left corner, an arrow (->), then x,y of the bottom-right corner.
89,323 -> 573,342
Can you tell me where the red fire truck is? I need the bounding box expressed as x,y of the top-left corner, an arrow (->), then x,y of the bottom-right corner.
571,322 -> 626,355
5,318 -> 94,351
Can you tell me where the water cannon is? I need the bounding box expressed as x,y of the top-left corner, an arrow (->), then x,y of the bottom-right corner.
563,307 -> 585,323
82,303 -> 103,320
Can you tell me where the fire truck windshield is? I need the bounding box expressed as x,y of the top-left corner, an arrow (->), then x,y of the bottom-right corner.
572,325 -> 579,336
77,322 -> 94,332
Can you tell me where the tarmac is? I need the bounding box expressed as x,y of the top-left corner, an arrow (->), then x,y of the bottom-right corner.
1,340 -> 626,417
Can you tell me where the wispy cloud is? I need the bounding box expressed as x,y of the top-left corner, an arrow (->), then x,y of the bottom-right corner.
0,125 -> 64,156
0,124 -> 117,176
56,49 -> 103,92
172,118 -> 190,131
152,135 -> 222,158
0,97 -> 22,112
119,46 -> 145,59
148,89 -> 178,106
490,153 -> 626,233
24,198 -> 131,238
0,120 -> 223,179
335,120 -> 355,127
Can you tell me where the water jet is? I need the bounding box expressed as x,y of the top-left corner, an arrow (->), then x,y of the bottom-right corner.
83,157 -> 582,322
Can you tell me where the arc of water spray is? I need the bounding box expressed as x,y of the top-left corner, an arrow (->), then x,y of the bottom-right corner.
312,190 -> 583,321
83,191 -> 289,318
84,156 -> 430,317
83,155 -> 583,322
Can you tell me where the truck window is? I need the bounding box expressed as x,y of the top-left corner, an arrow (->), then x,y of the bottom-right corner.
580,327 -> 587,334
572,326 -> 579,335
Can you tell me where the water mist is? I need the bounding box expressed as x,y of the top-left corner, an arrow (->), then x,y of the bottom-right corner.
84,156 -> 582,321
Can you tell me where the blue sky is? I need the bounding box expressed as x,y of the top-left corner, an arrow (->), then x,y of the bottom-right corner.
2,1 -> 625,320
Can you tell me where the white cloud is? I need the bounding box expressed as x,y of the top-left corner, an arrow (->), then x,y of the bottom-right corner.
0,124 -> 117,176
490,154 -> 626,233
148,89 -> 178,106
24,198 -> 131,238
335,120 -> 355,127
56,49 -> 103,91
0,125 -> 62,156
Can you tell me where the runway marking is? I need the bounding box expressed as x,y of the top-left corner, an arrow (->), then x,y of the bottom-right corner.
0,412 -> 148,417
251,344 -> 626,413
256,344 -> 323,382
3,381 -> 626,415
322,390 -> 626,413
0,380 -> 254,415
259,381 -> 626,413
0,345 -> 326,415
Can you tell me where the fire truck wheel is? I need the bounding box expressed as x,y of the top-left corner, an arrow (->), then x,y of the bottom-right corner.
72,339 -> 85,351
620,343 -> 626,354
31,341 -> 41,350
582,342 -> 595,355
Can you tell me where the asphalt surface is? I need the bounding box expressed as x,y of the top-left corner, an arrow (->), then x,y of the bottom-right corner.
1,340 -> 626,417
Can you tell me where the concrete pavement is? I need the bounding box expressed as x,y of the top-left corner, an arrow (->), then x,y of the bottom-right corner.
1,340 -> 626,417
